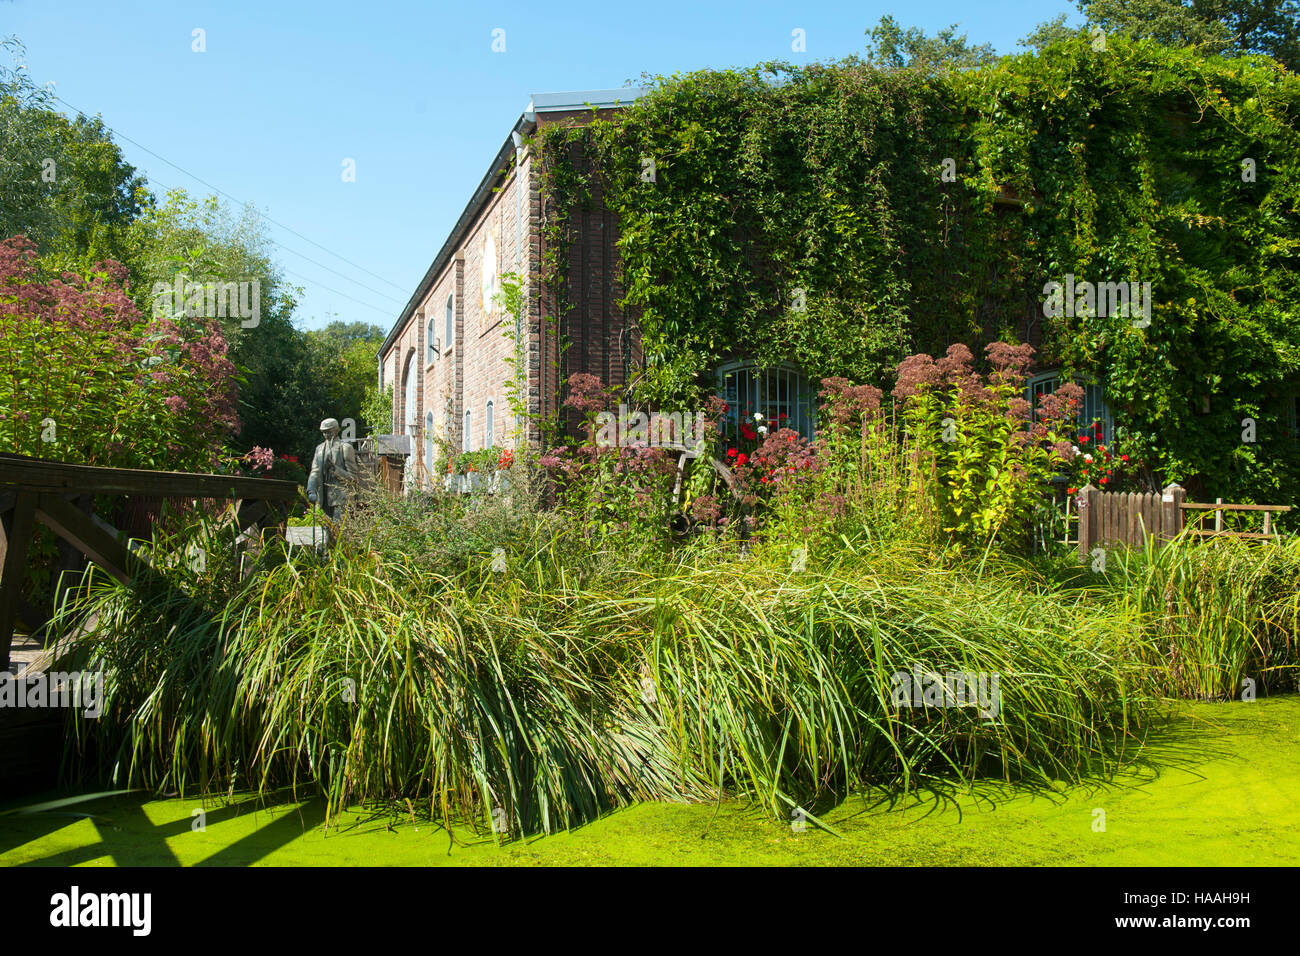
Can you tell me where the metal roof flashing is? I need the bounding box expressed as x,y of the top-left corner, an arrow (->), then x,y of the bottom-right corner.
528,88 -> 649,112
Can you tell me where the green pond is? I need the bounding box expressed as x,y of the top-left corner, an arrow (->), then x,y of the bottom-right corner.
3,697 -> 1298,866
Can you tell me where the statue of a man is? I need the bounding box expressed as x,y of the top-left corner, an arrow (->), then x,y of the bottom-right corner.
307,418 -> 359,520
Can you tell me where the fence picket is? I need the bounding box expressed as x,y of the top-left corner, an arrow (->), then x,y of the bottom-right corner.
1069,482 -> 1290,563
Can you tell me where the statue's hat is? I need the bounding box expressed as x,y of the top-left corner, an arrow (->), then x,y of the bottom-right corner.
320,418 -> 340,432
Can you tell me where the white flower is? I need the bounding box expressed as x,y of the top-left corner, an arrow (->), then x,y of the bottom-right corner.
758,425 -> 768,436
1083,453 -> 1094,463
753,413 -> 764,423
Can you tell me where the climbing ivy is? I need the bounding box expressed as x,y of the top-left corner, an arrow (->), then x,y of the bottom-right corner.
537,35 -> 1300,504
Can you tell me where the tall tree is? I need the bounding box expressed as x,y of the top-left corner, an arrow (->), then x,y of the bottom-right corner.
864,16 -> 1000,74
1068,0 -> 1300,68
0,38 -> 150,272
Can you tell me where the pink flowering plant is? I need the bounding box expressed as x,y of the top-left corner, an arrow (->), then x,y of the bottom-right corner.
893,342 -> 1083,549
0,236 -> 240,471
541,373 -> 679,538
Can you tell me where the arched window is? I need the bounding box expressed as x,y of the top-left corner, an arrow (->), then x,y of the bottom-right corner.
715,361 -> 816,440
424,411 -> 435,481
444,296 -> 454,355
427,318 -> 437,363
481,235 -> 498,316
485,400 -> 494,448
401,351 -> 417,437
463,410 -> 472,452
1028,371 -> 1114,444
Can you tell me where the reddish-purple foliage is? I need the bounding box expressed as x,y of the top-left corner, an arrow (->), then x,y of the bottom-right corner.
0,235 -> 240,469
819,377 -> 883,428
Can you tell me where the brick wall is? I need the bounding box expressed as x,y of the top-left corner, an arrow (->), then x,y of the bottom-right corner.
535,116 -> 640,441
382,142 -> 534,481
382,107 -> 641,463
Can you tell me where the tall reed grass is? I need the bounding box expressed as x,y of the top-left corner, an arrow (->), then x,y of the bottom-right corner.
56,513 -> 1159,836
1101,533 -> 1300,700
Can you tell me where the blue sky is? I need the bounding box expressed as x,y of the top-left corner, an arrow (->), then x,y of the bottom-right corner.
3,0 -> 1080,333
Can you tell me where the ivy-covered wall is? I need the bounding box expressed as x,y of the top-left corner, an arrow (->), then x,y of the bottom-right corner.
538,35 -> 1300,503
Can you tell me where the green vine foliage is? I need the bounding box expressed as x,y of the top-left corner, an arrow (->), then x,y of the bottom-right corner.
538,35 -> 1300,505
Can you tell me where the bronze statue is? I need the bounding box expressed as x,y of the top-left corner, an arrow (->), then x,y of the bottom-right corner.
307,418 -> 358,521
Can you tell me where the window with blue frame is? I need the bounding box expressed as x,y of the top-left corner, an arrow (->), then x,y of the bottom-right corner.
715,361 -> 816,442
1027,370 -> 1113,444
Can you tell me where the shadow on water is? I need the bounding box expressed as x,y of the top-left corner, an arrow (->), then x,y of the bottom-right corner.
1,788 -> 326,866
831,704 -> 1239,827
0,699 -> 1267,861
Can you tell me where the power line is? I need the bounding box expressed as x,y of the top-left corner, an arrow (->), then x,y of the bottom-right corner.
280,265 -> 396,319
142,174 -> 397,320
52,93 -> 411,306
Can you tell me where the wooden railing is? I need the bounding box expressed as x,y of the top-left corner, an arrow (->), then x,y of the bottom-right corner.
0,452 -> 299,671
1076,481 -> 1292,561
1181,498 -> 1293,541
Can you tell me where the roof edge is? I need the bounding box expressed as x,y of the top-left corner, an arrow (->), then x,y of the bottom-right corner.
380,88 -> 648,362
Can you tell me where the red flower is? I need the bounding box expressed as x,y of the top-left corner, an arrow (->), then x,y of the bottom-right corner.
736,453 -> 749,467
726,447 -> 739,459
1121,454 -> 1129,462
1100,476 -> 1109,485
1067,487 -> 1078,494
1079,435 -> 1089,443
741,424 -> 757,440
497,448 -> 514,470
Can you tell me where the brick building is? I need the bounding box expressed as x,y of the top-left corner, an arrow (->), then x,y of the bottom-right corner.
378,88 -> 648,487
378,87 -> 1147,488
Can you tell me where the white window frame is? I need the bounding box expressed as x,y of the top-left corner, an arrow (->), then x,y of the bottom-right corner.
444,295 -> 454,356
424,411 -> 435,482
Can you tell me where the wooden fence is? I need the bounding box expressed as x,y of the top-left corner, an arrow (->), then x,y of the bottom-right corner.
1075,481 -> 1292,561
0,452 -> 299,671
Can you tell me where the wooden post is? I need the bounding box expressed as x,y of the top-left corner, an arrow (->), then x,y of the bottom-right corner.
0,491 -> 38,672
1077,484 -> 1096,562
1263,509 -> 1273,542
1214,497 -> 1224,534
1161,483 -> 1185,546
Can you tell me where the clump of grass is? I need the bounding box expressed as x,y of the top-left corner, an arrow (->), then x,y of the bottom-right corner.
1105,533 -> 1300,700
56,512 -> 1159,835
